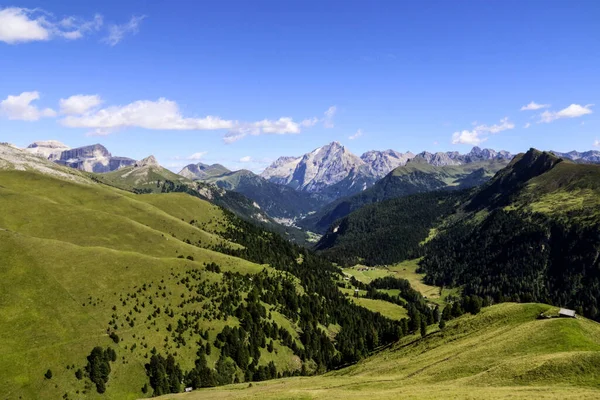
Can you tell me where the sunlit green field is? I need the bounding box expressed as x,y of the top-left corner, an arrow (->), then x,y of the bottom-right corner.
0,170 -> 300,399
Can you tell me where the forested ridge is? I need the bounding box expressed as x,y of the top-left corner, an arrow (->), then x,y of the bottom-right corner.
315,190 -> 469,266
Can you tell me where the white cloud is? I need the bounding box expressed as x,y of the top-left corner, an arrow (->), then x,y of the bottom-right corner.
239,156 -> 252,162
349,129 -> 363,140
539,104 -> 593,123
0,7 -> 103,44
59,94 -> 102,115
223,117 -> 301,143
60,98 -> 234,131
452,117 -> 514,145
452,130 -> 485,146
324,106 -> 337,128
594,140 -> 600,148
189,152 -> 207,160
0,91 -> 56,121
103,15 -> 145,46
524,122 -> 531,129
520,101 -> 550,111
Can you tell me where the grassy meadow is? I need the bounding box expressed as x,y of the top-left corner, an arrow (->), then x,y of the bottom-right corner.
0,170 -> 303,399
161,303 -> 600,399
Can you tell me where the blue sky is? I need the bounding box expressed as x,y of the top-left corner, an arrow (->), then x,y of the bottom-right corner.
1,0 -> 599,172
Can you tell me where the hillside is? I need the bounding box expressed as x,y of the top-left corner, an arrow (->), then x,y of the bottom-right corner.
299,159 -> 507,233
199,169 -> 328,220
0,148 -> 418,399
315,190 -> 468,266
419,149 -> 600,321
165,303 -> 600,399
179,163 -> 231,180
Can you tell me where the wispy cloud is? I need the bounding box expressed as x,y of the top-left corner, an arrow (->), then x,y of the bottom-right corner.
189,152 -> 208,160
524,122 -> 531,129
349,129 -> 363,140
0,7 -> 103,44
102,15 -> 145,46
239,156 -> 252,162
520,101 -> 550,111
594,139 -> 600,148
0,91 -> 56,120
324,106 -> 337,128
539,104 -> 593,123
452,117 -> 514,146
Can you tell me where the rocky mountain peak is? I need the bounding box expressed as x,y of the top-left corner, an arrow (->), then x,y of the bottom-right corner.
27,140 -> 70,150
135,155 -> 159,168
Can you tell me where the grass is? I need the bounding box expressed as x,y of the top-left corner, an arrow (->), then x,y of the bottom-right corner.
162,303 -> 600,399
385,259 -> 460,305
343,259 -> 459,307
347,297 -> 407,321
0,170 -> 302,399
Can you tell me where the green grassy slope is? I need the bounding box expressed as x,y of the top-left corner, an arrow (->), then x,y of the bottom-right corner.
0,169 -> 311,400
164,303 -> 600,399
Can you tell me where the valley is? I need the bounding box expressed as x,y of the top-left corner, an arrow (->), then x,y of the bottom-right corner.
2,142 -> 600,400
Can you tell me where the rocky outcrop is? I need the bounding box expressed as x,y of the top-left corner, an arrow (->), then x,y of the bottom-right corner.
25,141 -> 136,173
261,142 -> 513,197
361,150 -> 415,178
25,140 -> 71,160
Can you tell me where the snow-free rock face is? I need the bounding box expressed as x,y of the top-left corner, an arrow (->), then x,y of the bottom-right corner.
25,140 -> 71,160
261,143 -> 514,198
260,156 -> 302,185
0,143 -> 89,183
361,149 -> 415,177
414,147 -> 513,166
25,142 -> 136,173
54,144 -> 136,173
134,155 -> 159,168
288,142 -> 368,192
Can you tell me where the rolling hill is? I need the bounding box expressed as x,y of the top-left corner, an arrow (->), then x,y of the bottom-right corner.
164,302 -> 600,399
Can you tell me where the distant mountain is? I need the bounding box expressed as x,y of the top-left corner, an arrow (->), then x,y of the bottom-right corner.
200,169 -> 328,220
360,149 -> 415,178
24,140 -> 71,160
261,142 -> 513,201
551,150 -> 600,164
24,141 -> 135,173
0,143 -> 89,183
299,158 -> 509,233
179,162 -> 231,180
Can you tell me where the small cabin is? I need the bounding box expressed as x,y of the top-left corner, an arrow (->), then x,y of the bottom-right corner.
185,387 -> 193,393
558,308 -> 576,318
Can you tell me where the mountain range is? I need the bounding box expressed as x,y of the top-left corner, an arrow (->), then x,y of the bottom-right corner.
24,141 -> 135,173
15,139 -> 600,236
260,142 -> 514,200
